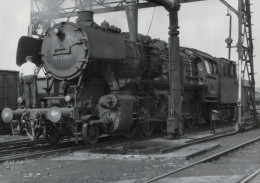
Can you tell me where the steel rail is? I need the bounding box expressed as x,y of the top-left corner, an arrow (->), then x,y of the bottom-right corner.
0,138 -> 46,151
145,136 -> 260,182
160,131 -> 237,153
238,168 -> 260,183
0,139 -> 31,146
0,143 -> 36,152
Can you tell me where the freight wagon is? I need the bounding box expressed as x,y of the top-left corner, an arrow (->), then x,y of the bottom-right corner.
0,70 -> 19,134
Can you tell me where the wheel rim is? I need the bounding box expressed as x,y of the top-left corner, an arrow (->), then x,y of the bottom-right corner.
142,123 -> 155,136
82,124 -> 100,145
124,122 -> 137,138
158,122 -> 167,133
44,126 -> 60,145
185,119 -> 194,128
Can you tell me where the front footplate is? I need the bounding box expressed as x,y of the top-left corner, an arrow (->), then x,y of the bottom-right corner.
1,107 -> 73,142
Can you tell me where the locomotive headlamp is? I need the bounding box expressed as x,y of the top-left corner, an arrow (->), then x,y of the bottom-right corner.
1,108 -> 13,123
53,27 -> 61,35
47,107 -> 61,123
53,27 -> 65,41
17,96 -> 24,104
64,95 -> 75,102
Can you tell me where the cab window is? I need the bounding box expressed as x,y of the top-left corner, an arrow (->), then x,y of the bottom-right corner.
203,61 -> 211,74
197,61 -> 204,72
230,63 -> 236,77
212,63 -> 217,74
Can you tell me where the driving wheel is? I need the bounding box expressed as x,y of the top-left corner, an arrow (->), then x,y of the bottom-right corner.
124,121 -> 137,138
141,122 -> 155,136
43,125 -> 60,145
82,124 -> 100,144
158,122 -> 167,133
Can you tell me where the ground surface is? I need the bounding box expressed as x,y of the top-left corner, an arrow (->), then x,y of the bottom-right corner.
0,125 -> 260,183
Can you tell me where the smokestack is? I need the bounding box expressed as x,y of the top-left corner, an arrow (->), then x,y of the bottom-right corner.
77,11 -> 94,26
125,4 -> 138,42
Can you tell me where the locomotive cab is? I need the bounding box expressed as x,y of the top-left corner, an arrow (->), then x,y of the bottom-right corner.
181,48 -> 219,102
218,58 -> 238,104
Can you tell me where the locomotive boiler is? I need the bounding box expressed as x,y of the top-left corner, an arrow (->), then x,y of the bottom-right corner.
1,11 -> 238,144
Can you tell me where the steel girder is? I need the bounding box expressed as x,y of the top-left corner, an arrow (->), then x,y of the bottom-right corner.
237,0 -> 257,126
31,0 -> 209,21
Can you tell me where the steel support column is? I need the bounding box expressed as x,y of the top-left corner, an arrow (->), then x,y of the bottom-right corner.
146,0 -> 183,136
125,0 -> 138,42
237,0 -> 257,128
28,0 -> 34,37
237,0 -> 243,129
167,7 -> 183,136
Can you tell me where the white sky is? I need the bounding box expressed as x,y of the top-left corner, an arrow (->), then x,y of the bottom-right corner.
0,0 -> 259,86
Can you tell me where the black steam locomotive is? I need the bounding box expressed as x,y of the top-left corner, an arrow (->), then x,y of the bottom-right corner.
1,11 -> 238,144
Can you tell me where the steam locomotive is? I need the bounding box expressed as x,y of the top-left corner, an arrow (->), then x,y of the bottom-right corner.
1,11 -> 239,144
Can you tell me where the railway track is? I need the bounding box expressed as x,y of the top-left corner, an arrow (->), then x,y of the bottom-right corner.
0,133 -> 166,164
0,129 -> 235,163
0,127 -> 255,173
0,128 -> 245,164
0,138 -> 32,147
145,136 -> 260,183
0,137 -> 51,154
